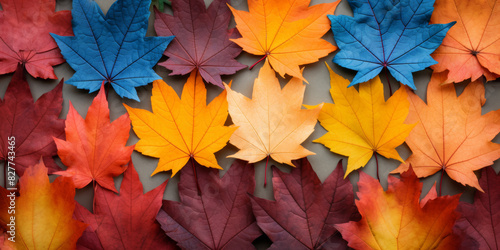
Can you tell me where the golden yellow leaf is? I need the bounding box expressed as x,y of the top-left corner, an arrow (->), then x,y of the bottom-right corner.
224,60 -> 321,169
314,64 -> 415,177
124,71 -> 236,176
229,0 -> 339,81
0,160 -> 86,249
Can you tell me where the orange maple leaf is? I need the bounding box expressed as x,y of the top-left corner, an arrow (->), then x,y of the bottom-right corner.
124,71 -> 236,176
431,0 -> 500,83
229,0 -> 339,81
224,60 -> 321,185
0,160 -> 87,249
54,84 -> 134,192
392,72 -> 500,191
336,167 -> 461,249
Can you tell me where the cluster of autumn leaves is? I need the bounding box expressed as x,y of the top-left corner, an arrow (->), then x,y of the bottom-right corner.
1,0 -> 500,248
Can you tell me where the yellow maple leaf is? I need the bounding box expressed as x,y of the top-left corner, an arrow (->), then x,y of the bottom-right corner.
124,71 -> 236,176
224,60 -> 321,178
229,0 -> 339,81
314,64 -> 415,177
0,160 -> 87,249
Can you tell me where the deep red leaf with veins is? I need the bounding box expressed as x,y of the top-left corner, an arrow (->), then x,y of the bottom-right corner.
74,161 -> 176,250
154,0 -> 246,88
250,158 -> 360,249
156,160 -> 262,249
0,64 -> 64,175
0,0 -> 72,79
454,167 -> 500,249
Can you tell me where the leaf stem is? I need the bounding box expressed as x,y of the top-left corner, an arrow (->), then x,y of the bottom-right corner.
384,68 -> 393,96
439,168 -> 444,196
92,180 -> 96,213
249,54 -> 267,70
105,81 -> 110,100
191,157 -> 201,195
264,155 -> 269,187
374,152 -> 380,181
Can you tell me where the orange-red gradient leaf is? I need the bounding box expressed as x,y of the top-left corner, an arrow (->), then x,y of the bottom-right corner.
55,84 -> 134,192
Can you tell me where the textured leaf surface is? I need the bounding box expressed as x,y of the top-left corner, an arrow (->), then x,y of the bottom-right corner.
392,72 -> 500,191
250,158 -> 359,249
313,64 -> 414,176
454,167 -> 500,249
431,0 -> 500,83
154,0 -> 246,87
55,84 -> 134,192
229,0 -> 339,81
74,161 -> 176,250
52,0 -> 173,101
0,0 -> 72,79
0,160 -> 87,249
224,60 -> 321,166
336,167 -> 461,249
329,0 -> 454,89
156,160 -> 262,249
0,65 -> 64,175
125,71 -> 235,177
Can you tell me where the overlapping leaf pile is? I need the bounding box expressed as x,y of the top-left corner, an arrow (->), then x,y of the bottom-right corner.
2,0 -> 500,249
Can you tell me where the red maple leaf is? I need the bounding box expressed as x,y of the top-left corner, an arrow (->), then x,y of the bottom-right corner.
0,65 -> 64,175
156,160 -> 262,249
154,0 -> 246,87
0,0 -> 72,79
250,158 -> 360,249
74,161 -> 176,249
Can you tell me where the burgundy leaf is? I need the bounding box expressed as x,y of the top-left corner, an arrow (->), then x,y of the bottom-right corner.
250,158 -> 360,249
454,167 -> 500,249
154,0 -> 246,87
74,161 -> 176,249
0,64 -> 64,175
156,160 -> 262,249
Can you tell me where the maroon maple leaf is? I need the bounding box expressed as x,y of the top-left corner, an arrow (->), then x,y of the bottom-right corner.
250,158 -> 360,249
74,161 -> 176,249
0,0 -> 72,79
0,65 -> 64,175
156,160 -> 262,249
154,0 -> 246,88
454,166 -> 500,249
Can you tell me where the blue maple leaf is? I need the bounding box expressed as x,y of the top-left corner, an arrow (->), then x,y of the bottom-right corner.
52,0 -> 173,101
329,0 -> 455,90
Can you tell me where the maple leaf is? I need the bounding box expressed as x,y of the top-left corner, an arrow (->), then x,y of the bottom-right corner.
453,167 -> 500,249
51,0 -> 173,101
54,83 -> 134,192
224,60 -> 322,185
74,161 -> 176,250
229,0 -> 339,81
151,0 -> 171,12
312,63 -> 415,177
329,0 -> 454,89
154,0 -> 246,87
0,65 -> 64,176
392,72 -> 500,192
430,0 -> 500,83
156,160 -> 262,249
250,158 -> 360,249
336,167 -> 461,249
0,0 -> 72,79
0,160 -> 87,249
125,71 -> 235,177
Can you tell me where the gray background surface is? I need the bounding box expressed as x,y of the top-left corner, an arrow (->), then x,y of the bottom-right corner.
1,0 -> 499,247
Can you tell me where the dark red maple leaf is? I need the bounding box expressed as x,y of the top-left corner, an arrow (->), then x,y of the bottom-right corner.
0,64 -> 64,175
454,166 -> 500,249
156,160 -> 262,249
154,0 -> 246,88
250,158 -> 360,249
0,0 -> 72,79
74,161 -> 176,250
